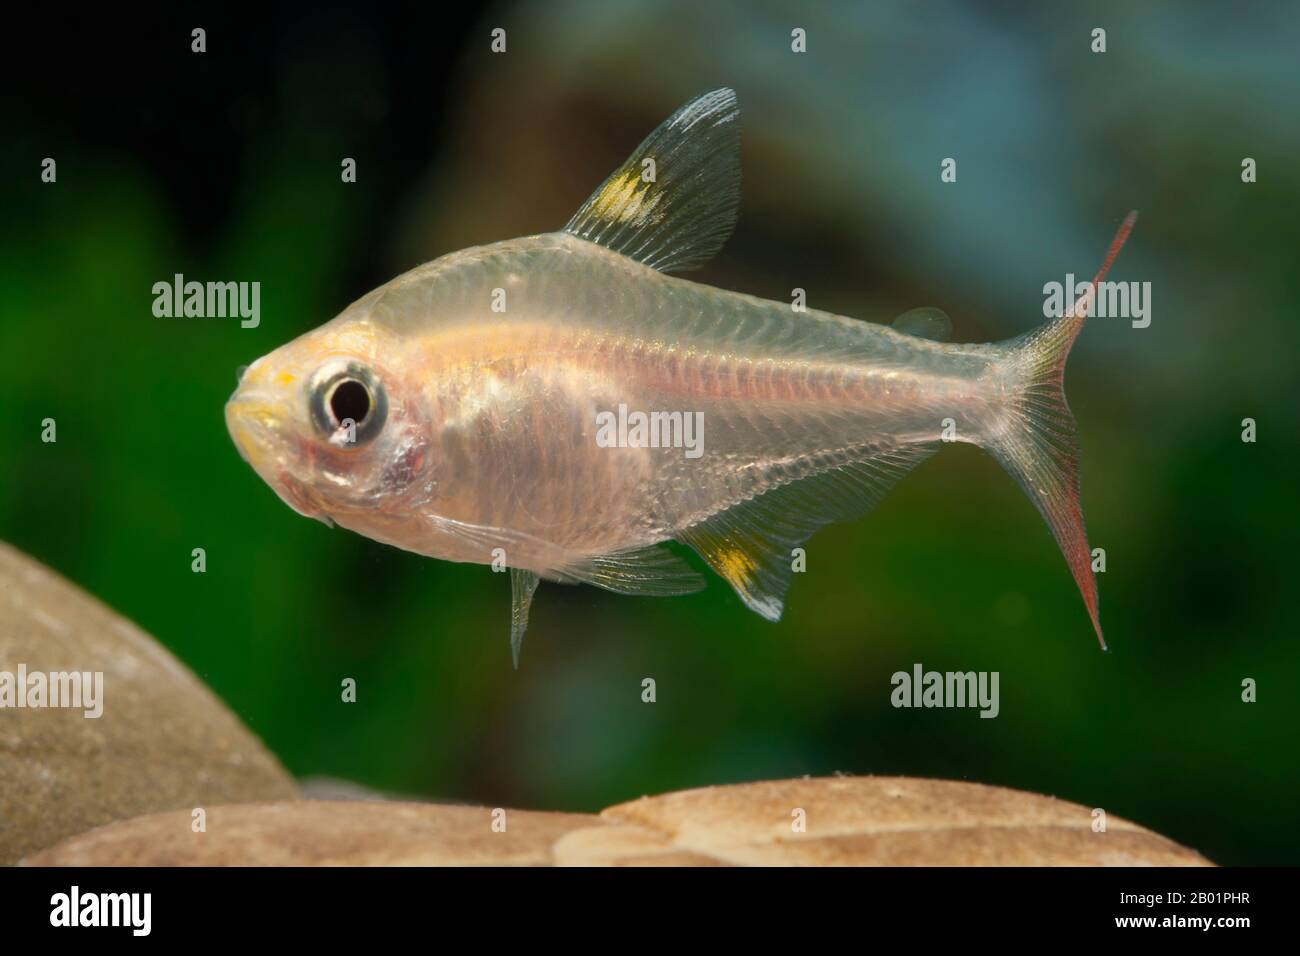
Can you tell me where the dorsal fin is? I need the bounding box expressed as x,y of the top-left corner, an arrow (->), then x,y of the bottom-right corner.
564,88 -> 741,273
892,307 -> 953,341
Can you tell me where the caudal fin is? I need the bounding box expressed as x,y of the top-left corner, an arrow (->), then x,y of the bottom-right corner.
987,212 -> 1136,650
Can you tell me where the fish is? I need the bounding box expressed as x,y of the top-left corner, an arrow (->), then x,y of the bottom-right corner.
226,88 -> 1135,666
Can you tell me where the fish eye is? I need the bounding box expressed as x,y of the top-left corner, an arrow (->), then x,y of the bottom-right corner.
329,379 -> 371,425
309,362 -> 387,446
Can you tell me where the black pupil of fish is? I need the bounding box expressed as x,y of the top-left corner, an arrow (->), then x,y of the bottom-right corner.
330,379 -> 370,426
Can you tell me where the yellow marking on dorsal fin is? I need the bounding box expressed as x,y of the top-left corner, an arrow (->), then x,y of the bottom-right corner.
563,88 -> 740,272
589,169 -> 660,224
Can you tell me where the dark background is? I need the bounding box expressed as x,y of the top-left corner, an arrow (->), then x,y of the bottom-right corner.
3,2 -> 1297,864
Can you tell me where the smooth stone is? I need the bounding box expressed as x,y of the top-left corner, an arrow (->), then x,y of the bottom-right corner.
23,776 -> 1213,866
24,801 -> 596,866
554,776 -> 1215,866
0,542 -> 298,865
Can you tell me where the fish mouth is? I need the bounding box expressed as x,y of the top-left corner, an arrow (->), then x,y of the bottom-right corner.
225,391 -> 282,468
225,391 -> 332,526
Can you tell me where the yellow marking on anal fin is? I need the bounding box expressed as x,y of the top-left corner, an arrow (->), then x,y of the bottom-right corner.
713,544 -> 758,591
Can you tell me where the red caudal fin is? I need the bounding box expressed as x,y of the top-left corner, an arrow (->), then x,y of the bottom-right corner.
987,213 -> 1137,650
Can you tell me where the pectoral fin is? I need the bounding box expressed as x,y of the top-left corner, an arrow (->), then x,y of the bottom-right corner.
509,568 -> 540,669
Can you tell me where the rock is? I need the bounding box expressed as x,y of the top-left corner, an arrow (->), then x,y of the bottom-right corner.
23,801 -> 596,866
0,542 -> 298,865
297,776 -> 408,802
24,776 -> 1212,866
553,776 -> 1214,866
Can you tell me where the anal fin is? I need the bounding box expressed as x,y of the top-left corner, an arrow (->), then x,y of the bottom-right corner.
507,546 -> 703,667
678,443 -> 936,621
555,544 -> 705,596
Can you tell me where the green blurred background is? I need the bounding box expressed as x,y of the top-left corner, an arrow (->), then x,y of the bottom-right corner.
3,2 -> 1297,864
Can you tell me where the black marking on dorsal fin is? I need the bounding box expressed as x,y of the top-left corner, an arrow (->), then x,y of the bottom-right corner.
563,88 -> 741,273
